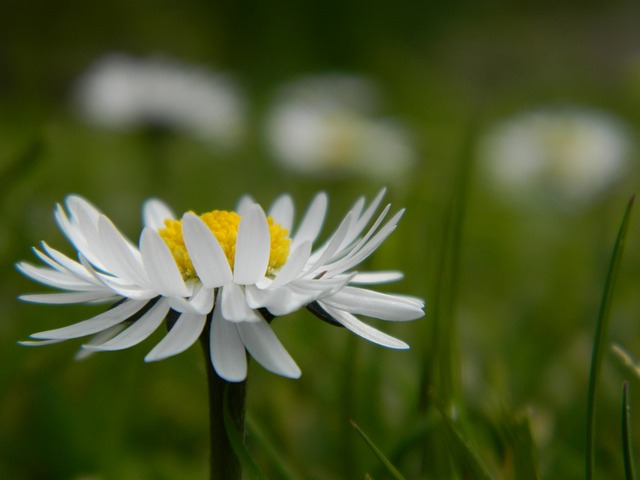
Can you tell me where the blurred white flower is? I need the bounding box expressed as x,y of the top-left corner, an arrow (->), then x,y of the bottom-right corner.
479,107 -> 633,206
74,53 -> 246,151
265,74 -> 418,182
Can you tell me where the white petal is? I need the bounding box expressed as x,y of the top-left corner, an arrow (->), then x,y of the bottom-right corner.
66,195 -> 102,223
16,262 -> 97,291
60,201 -> 107,270
268,194 -> 294,232
351,271 -> 404,284
248,285 -> 317,316
235,195 -> 255,216
321,287 -> 425,321
221,283 -> 261,322
145,312 -> 206,361
346,188 -> 387,245
306,211 -> 353,272
97,216 -> 148,286
140,228 -> 190,297
211,300 -> 247,382
237,318 -> 301,378
30,299 -> 148,339
320,304 -> 409,349
291,192 -> 327,250
234,204 -> 270,285
75,324 -> 128,360
31,245 -> 70,273
143,198 -> 175,230
77,255 -> 158,300
20,291 -> 117,304
84,298 -> 170,351
182,213 -> 232,288
324,209 -> 403,277
19,338 -> 66,346
168,284 -> 214,314
40,243 -> 100,283
268,241 -> 311,289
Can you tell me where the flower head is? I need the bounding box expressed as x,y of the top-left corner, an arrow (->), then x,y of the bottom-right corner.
265,74 -> 418,182
18,190 -> 424,381
74,53 -> 246,151
479,107 -> 632,207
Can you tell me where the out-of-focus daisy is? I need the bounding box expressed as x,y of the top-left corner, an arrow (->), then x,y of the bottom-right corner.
478,107 -> 632,207
265,74 -> 418,182
74,53 -> 246,151
17,190 -> 424,382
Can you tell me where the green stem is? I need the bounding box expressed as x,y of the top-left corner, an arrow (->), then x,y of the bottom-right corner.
200,320 -> 247,480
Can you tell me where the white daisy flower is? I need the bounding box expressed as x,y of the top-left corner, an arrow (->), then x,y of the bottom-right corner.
265,74 -> 418,182
17,190 -> 424,382
479,107 -> 633,207
74,53 -> 246,152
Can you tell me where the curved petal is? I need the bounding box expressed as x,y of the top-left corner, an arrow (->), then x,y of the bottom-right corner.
234,204 -> 270,285
39,242 -> 101,283
291,192 -> 327,250
235,195 -> 255,217
221,283 -> 261,322
182,213 -> 232,288
143,198 -> 175,230
168,283 -> 214,315
268,240 -> 311,289
306,211 -> 353,272
16,262 -> 98,291
83,298 -> 170,351
324,209 -> 404,277
237,318 -> 301,378
211,301 -> 247,382
75,324 -> 128,360
321,287 -> 425,321
30,299 -> 148,339
320,304 -> 409,349
268,194 -> 294,232
351,271 -> 404,284
20,291 -> 117,304
145,312 -> 206,361
98,216 -> 148,286
140,228 -> 190,297
346,188 -> 386,245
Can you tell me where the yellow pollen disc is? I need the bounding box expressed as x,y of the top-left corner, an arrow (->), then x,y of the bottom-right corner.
158,210 -> 291,281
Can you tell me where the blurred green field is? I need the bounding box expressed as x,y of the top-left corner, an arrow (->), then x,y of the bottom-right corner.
2,2 -> 640,479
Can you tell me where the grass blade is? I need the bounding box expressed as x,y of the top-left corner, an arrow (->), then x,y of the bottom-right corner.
419,119 -> 479,479
433,401 -> 494,480
622,382 -> 637,480
503,413 -> 541,480
245,417 -> 302,480
429,390 -> 494,480
223,386 -> 269,480
586,195 -> 635,479
350,419 -> 407,480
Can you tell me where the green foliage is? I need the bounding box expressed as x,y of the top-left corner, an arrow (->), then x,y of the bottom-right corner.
2,2 -> 640,479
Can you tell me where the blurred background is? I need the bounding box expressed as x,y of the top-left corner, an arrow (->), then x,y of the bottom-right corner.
1,1 -> 640,478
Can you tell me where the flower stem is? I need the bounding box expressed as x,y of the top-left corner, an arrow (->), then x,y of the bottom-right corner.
200,325 -> 247,480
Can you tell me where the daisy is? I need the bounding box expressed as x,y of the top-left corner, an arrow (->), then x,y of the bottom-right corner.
17,190 -> 424,381
265,74 -> 418,183
74,53 -> 246,152
478,106 -> 632,207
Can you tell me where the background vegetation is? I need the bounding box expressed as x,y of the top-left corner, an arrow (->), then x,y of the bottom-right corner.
1,1 -> 640,478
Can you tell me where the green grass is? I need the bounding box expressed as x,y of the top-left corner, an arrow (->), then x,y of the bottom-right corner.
2,4 -> 640,477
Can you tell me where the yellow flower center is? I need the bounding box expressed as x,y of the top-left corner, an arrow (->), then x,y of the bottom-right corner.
158,210 -> 291,281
